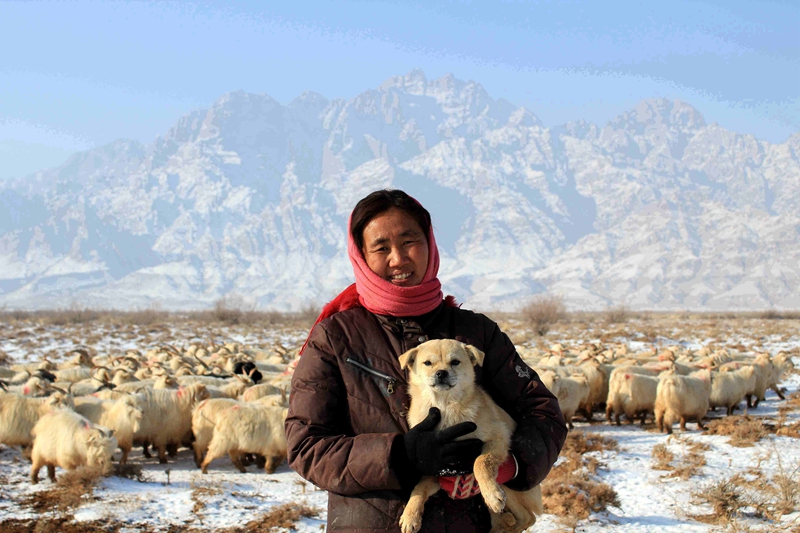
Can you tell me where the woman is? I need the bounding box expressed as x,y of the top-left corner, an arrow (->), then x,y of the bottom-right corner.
286,189 -> 567,532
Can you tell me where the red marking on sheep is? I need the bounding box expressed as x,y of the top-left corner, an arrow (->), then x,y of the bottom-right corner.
624,374 -> 631,380
231,405 -> 240,411
23,386 -> 29,395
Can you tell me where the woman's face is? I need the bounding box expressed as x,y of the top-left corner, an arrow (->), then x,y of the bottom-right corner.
361,208 -> 429,287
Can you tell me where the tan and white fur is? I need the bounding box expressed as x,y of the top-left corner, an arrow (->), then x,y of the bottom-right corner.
398,339 -> 542,533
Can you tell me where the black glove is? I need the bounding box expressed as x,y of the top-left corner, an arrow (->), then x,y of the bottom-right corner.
403,407 -> 484,476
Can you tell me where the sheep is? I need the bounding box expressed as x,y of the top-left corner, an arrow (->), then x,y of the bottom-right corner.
654,369 -> 712,434
709,366 -> 756,416
608,365 -> 661,378
545,374 -> 590,429
30,410 -> 117,484
4,375 -> 53,397
205,375 -> 253,399
191,398 -> 240,467
605,371 -> 659,425
74,395 -> 143,464
239,382 -> 285,402
53,366 -> 93,383
0,391 -> 75,456
642,361 -> 697,375
721,355 -> 773,408
770,352 -> 795,399
176,375 -> 235,387
200,404 -> 289,474
252,393 -> 289,408
576,358 -> 610,419
134,383 -> 209,463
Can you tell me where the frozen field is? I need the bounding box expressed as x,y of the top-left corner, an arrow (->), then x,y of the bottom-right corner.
0,312 -> 798,532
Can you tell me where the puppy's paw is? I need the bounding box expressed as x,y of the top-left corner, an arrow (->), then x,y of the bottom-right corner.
482,484 -> 507,514
399,508 -> 423,533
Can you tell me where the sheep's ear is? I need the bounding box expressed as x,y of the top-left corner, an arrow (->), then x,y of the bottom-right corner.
398,348 -> 420,370
463,344 -> 485,367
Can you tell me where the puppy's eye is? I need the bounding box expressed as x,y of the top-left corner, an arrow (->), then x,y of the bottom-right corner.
450,360 -> 460,366
423,361 -> 432,366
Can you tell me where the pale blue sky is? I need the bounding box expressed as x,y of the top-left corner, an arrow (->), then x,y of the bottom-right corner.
1,0 -> 798,180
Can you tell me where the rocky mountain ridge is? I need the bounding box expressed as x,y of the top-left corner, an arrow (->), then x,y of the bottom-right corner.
2,69 -> 798,311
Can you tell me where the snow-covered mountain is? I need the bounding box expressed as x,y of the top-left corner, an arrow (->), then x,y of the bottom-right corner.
2,69 -> 799,311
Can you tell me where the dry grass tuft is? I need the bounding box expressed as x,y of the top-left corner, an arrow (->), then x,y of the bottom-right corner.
651,438 -> 707,479
0,516 -> 124,533
705,416 -> 770,447
691,475 -> 747,524
216,502 -> 320,533
521,293 -> 567,336
27,466 -> 105,513
651,443 -> 674,471
692,452 -> 800,526
562,430 -> 619,455
541,430 -> 621,523
191,483 -> 222,514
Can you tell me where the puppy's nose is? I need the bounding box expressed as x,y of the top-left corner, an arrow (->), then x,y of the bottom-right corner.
435,370 -> 449,382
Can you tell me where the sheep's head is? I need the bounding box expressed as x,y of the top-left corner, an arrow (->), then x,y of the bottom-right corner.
22,376 -> 50,397
47,391 -> 75,410
187,383 -> 210,404
86,428 -> 117,474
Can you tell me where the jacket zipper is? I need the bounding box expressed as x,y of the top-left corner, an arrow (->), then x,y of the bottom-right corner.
346,357 -> 397,395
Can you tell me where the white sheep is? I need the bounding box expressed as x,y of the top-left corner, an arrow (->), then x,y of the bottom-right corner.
134,383 -> 209,463
605,370 -> 659,425
239,382 -> 284,402
191,397 -> 240,467
576,358 -> 610,419
30,410 -> 117,484
3,375 -> 53,397
205,375 -> 253,399
770,352 -> 795,399
709,366 -> 756,416
720,355 -> 773,408
654,369 -> 712,434
53,366 -> 93,383
201,404 -> 288,474
0,391 -> 75,455
74,395 -> 143,464
545,374 -> 590,429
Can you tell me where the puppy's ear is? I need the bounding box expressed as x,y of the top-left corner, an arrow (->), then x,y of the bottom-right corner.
398,347 -> 420,370
463,344 -> 485,367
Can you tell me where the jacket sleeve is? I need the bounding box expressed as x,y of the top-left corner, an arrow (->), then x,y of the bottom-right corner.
480,320 -> 568,490
285,322 -> 408,495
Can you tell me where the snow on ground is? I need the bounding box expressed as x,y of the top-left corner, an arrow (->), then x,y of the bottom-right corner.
1,314 -> 799,532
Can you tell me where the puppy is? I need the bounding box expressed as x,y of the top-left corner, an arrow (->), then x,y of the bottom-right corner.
398,339 -> 542,533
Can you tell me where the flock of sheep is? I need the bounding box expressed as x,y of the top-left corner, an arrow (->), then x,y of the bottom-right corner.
0,339 -> 796,486
0,342 -> 292,483
521,343 -> 796,433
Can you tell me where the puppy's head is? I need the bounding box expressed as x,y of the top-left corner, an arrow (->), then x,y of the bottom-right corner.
399,339 -> 485,394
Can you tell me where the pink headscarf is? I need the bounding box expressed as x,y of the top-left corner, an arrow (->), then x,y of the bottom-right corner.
347,210 -> 445,317
298,198 -> 457,355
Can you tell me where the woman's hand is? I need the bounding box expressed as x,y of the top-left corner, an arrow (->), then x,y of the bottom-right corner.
403,407 -> 484,476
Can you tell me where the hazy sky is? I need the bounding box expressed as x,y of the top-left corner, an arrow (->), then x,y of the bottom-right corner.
1,0 -> 798,180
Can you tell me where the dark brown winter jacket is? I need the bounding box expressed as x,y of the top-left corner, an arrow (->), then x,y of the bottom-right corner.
285,303 -> 567,532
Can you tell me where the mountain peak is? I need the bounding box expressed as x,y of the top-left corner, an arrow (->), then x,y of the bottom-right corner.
617,98 -> 706,132
380,68 -> 429,95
